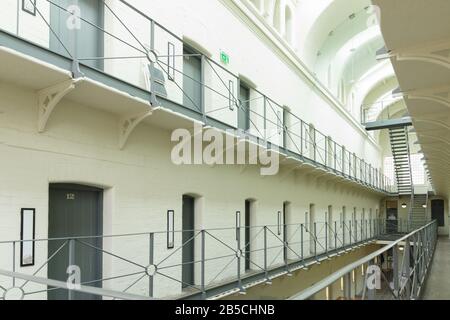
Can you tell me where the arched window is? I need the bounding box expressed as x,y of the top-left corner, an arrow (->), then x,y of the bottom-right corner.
327,64 -> 332,89
249,0 -> 263,13
351,91 -> 356,114
285,5 -> 293,43
273,0 -> 282,33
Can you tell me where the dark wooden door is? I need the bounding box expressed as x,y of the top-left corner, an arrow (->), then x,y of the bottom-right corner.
182,195 -> 195,288
50,0 -> 104,70
48,184 -> 103,300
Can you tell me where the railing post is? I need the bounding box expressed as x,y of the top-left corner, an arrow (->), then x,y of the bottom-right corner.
200,55 -> 207,123
264,226 -> 270,283
149,20 -> 158,106
149,233 -> 154,298
325,220 -> 328,255
334,221 -> 337,251
334,142 -> 337,170
263,96 -> 267,141
313,130 -> 317,162
366,220 -> 368,240
300,224 -> 304,262
70,0 -> 82,78
284,235 -> 291,275
314,222 -> 317,259
68,239 -> 75,300
403,236 -> 411,299
344,273 -> 352,299
349,220 -> 352,246
300,121 -> 303,155
12,242 -> 16,287
367,260 -> 376,300
393,245 -> 400,298
236,225 -> 244,293
342,220 -> 345,247
201,230 -> 206,298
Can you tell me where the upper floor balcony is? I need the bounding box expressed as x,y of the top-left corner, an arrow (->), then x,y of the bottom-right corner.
0,0 -> 395,194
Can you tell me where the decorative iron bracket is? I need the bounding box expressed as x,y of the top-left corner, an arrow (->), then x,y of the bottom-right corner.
119,110 -> 154,149
37,79 -> 80,133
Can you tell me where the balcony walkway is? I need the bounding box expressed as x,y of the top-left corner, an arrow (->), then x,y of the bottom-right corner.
422,237 -> 450,300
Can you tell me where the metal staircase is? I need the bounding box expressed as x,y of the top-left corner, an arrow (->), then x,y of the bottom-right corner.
411,194 -> 428,229
389,127 -> 413,196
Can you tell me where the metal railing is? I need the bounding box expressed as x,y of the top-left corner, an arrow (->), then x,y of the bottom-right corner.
0,218 -> 398,300
0,0 -> 394,193
289,220 -> 438,300
361,99 -> 408,124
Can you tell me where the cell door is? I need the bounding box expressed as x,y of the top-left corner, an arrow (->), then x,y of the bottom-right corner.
431,200 -> 445,227
309,204 -> 315,254
48,184 -> 103,300
244,200 -> 251,271
182,195 -> 195,288
341,207 -> 347,245
327,206 -> 333,248
50,0 -> 104,70
239,84 -> 250,131
386,201 -> 398,233
183,47 -> 202,111
309,124 -> 316,160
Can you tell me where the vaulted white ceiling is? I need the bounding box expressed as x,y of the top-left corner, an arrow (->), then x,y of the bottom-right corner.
373,0 -> 450,196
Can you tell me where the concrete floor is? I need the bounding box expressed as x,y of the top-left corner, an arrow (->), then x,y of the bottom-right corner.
422,237 -> 450,300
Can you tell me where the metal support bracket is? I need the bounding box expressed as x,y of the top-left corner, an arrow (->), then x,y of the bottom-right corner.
119,110 -> 153,149
37,79 -> 80,133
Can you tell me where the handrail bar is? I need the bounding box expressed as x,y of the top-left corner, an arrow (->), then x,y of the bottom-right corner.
289,220 -> 437,300
0,269 -> 155,300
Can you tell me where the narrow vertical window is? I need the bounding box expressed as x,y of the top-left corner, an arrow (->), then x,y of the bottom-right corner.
22,0 -> 37,16
20,208 -> 35,267
167,210 -> 175,249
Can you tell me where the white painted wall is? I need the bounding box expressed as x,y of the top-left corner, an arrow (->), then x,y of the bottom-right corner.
0,81 -> 382,298
117,0 -> 382,166
0,0 -> 397,299
0,0 -> 383,168
0,0 -> 50,48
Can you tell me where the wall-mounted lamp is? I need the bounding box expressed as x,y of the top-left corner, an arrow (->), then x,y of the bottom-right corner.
422,204 -> 427,209
401,203 -> 407,209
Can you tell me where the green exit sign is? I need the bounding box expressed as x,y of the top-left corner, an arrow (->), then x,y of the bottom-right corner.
220,51 -> 230,65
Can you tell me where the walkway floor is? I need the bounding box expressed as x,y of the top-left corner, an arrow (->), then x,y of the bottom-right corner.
422,237 -> 450,300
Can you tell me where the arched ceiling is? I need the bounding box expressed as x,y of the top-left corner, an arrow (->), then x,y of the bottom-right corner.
363,76 -> 398,106
298,0 -> 371,65
298,0 -> 403,125
293,0 -> 438,192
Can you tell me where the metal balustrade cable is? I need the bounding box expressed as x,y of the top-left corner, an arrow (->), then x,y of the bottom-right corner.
1,219 -> 389,300
11,0 -> 395,193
